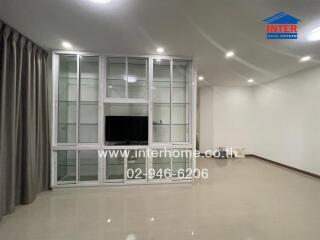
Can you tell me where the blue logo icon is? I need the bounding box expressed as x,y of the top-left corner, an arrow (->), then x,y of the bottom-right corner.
263,12 -> 301,40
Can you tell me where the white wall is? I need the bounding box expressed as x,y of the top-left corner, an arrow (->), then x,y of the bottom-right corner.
253,67 -> 320,175
212,86 -> 254,153
199,87 -> 214,153
199,66 -> 320,175
199,86 -> 254,154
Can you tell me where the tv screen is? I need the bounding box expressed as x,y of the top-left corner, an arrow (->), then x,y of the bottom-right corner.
105,116 -> 148,145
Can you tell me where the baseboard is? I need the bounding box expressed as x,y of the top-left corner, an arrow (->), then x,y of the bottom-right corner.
246,154 -> 320,180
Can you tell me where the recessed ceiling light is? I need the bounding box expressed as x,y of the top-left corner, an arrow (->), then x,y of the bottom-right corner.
308,25 -> 320,41
149,217 -> 155,222
247,79 -> 254,83
62,41 -> 72,49
299,56 -> 311,62
106,218 -> 111,223
156,47 -> 164,53
89,0 -> 112,4
225,51 -> 235,58
198,76 -> 204,81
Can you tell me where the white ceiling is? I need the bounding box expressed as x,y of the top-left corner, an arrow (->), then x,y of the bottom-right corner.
1,0 -> 320,86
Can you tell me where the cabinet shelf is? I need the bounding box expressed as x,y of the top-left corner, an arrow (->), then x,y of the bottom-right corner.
153,80 -> 188,83
107,79 -> 147,84
59,83 -> 98,86
57,101 -> 98,105
78,163 -> 98,166
104,99 -> 148,104
152,87 -> 185,91
80,78 -> 99,80
58,77 -> 99,87
58,100 -> 76,103
153,86 -> 186,89
108,62 -> 148,66
59,77 -> 99,81
58,76 -> 77,80
79,101 -> 98,105
107,78 -> 126,81
107,83 -> 147,87
127,85 -> 147,88
129,80 -> 147,82
108,78 -> 146,81
152,102 -> 189,105
152,87 -> 170,89
105,163 -> 125,166
57,164 -> 76,167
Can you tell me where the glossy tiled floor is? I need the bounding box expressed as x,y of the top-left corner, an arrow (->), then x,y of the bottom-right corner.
1,157 -> 320,240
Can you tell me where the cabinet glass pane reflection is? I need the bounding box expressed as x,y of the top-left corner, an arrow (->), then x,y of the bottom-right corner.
153,59 -> 171,142
79,150 -> 98,181
128,58 -> 148,99
172,60 -> 190,142
57,55 -> 77,143
57,150 -> 76,183
106,57 -> 126,98
79,56 -> 99,143
106,149 -> 124,181
127,150 -> 146,180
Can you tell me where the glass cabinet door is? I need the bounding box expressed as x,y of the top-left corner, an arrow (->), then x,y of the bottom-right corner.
128,58 -> 148,99
57,55 -> 77,143
79,150 -> 98,181
105,149 -> 125,181
152,59 -> 171,142
106,57 -> 126,98
79,56 -> 99,143
127,150 -> 146,180
172,60 -> 190,142
172,149 -> 192,179
151,149 -> 172,180
57,150 -> 76,184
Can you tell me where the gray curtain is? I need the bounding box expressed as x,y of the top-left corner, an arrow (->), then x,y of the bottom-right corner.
0,20 -> 50,221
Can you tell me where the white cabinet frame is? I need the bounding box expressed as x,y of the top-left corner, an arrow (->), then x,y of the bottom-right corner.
51,51 -> 196,189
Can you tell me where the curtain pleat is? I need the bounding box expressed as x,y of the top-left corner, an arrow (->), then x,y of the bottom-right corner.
0,20 -> 50,221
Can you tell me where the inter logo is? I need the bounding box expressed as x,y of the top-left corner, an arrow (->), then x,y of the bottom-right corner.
263,12 -> 301,40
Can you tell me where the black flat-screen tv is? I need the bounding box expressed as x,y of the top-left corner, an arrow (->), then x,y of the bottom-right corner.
105,116 -> 148,145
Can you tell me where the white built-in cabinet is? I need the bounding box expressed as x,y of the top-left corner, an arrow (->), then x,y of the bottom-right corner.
51,52 -> 196,188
